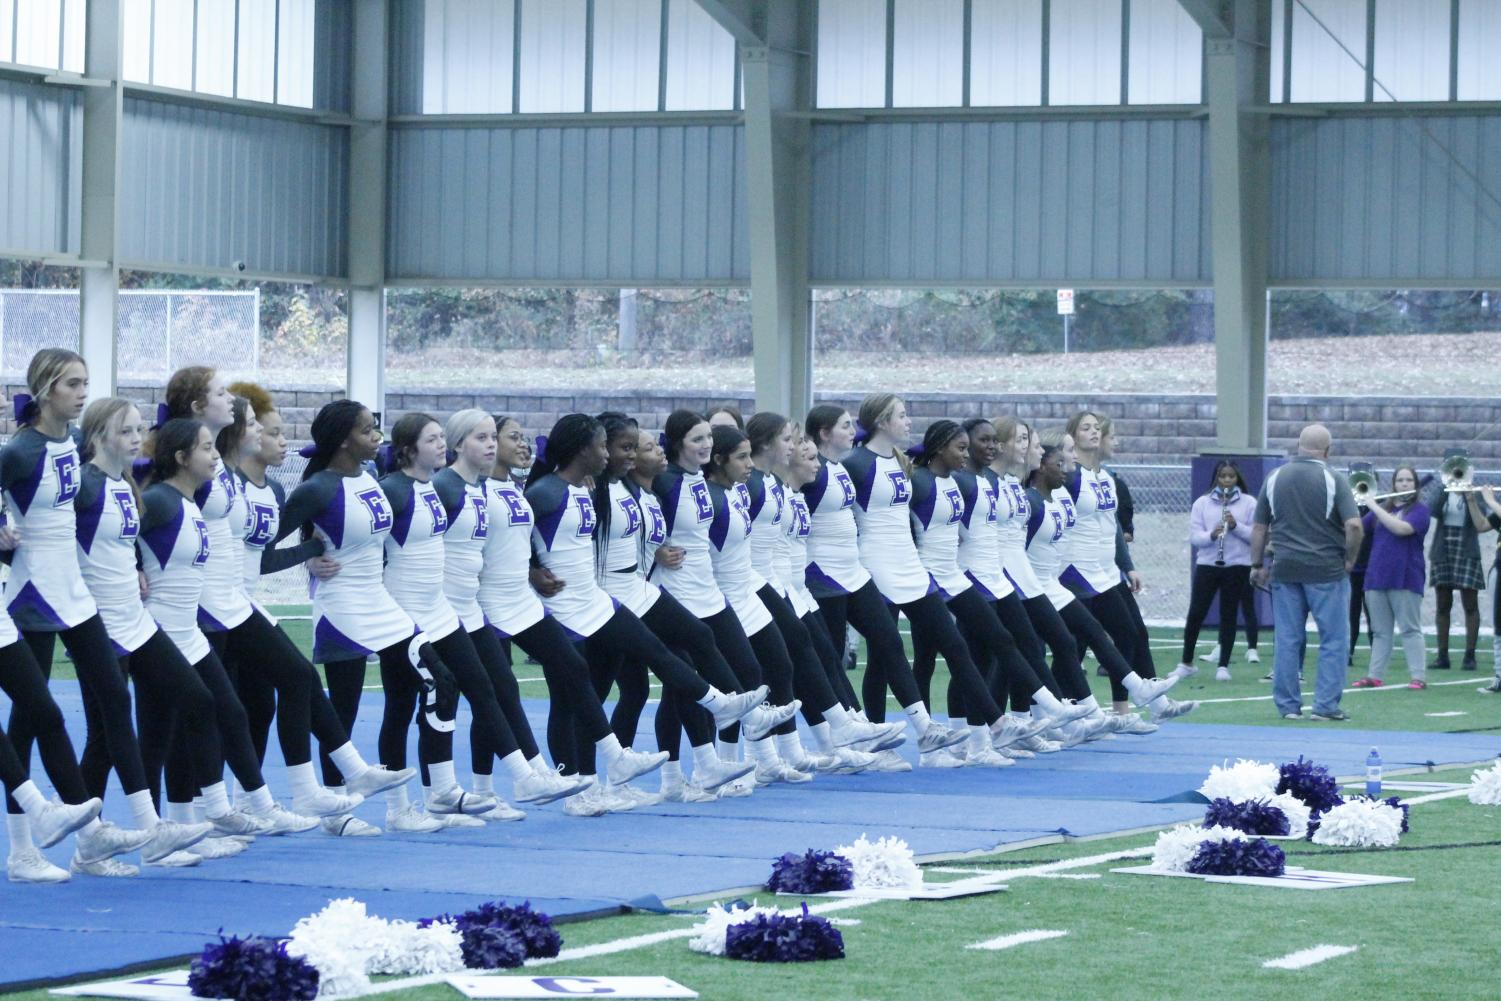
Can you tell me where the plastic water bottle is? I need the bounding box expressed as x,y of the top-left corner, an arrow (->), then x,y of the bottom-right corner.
1365,747 -> 1382,798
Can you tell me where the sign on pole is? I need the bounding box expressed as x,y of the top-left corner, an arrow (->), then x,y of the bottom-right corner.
1056,289 -> 1075,315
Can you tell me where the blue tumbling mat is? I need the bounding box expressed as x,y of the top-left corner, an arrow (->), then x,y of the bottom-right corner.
1,685 -> 1496,988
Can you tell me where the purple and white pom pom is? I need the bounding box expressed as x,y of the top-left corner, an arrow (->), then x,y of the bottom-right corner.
833,834 -> 922,889
1469,761 -> 1501,806
1151,825 -> 1248,872
689,902 -> 783,957
1199,758 -> 1280,802
1309,797 -> 1404,848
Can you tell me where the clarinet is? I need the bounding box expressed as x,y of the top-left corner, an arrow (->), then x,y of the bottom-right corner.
1214,489 -> 1230,566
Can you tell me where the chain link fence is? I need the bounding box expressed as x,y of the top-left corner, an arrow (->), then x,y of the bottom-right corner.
0,289 -> 260,381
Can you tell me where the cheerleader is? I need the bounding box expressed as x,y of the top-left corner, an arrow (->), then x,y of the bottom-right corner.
622,426 -> 769,801
800,404 -> 966,771
1024,436 -> 1188,727
527,414 -> 785,810
273,400 -> 478,831
3,350 -> 202,881
157,370 -> 410,821
703,423 -> 902,781
1175,461 -> 1257,682
907,420 -> 1093,768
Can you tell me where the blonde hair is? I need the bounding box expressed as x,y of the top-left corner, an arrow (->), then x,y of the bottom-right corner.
22,348 -> 85,426
992,415 -> 1027,449
1036,428 -> 1069,449
444,408 -> 492,451
80,397 -> 139,462
858,392 -> 911,475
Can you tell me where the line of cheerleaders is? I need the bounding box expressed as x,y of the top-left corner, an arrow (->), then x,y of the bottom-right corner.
0,348 -> 1193,885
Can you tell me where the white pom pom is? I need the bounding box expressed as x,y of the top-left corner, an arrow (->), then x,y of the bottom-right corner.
1151,825 -> 1248,871
1265,792 -> 1312,839
287,898 -> 386,998
1198,758 -> 1280,802
833,834 -> 922,889
367,919 -> 465,976
1468,761 -> 1501,806
688,901 -> 782,957
1311,799 -> 1404,848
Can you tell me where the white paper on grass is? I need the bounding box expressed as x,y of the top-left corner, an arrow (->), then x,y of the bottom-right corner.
49,971 -> 195,999
778,880 -> 1006,900
1111,865 -> 1414,890
446,976 -> 698,998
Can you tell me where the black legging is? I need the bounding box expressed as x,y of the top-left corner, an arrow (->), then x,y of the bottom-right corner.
1181,564 -> 1251,668
815,581 -> 926,723
630,590 -> 747,762
883,591 -> 1000,726
0,639 -> 90,806
234,662 -> 278,766
1022,595 -> 1094,702
407,628 -> 524,788
1059,599 -> 1135,693
1348,569 -> 1369,661
800,601 -> 862,711
915,588 -> 1059,720
1081,584 -> 1156,703
320,637 -> 459,782
1239,582 -> 1260,649
7,618 -> 149,815
469,624 -> 542,764
759,585 -> 843,727
162,648 -> 270,806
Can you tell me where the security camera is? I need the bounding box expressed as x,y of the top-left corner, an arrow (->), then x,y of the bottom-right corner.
233,260 -> 247,272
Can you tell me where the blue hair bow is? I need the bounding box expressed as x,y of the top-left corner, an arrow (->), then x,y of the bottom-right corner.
153,402 -> 171,430
11,394 -> 34,423
532,434 -> 548,466
298,442 -> 318,459
852,420 -> 870,446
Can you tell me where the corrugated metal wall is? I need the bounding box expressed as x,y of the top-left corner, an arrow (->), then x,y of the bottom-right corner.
0,78 -> 80,258
1270,114 -> 1501,283
386,123 -> 750,283
809,119 -> 1211,285
119,97 -> 349,278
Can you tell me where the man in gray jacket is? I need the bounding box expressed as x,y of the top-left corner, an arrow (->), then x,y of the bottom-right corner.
1250,426 -> 1364,721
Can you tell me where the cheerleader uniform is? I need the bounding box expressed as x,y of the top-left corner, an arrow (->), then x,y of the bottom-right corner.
2,427 -> 153,824
594,479 -> 661,748
842,446 -> 1002,732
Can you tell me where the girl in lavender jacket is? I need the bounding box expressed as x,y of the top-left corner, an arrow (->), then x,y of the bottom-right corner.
1177,461 -> 1258,681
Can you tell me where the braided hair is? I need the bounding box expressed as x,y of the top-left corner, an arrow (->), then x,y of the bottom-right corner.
301,399 -> 366,481
591,411 -> 639,578
917,419 -> 964,469
529,413 -> 603,483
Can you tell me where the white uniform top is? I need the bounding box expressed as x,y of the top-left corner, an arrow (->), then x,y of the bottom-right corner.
599,479 -> 661,617
238,475 -> 281,599
955,469 -> 1012,601
649,464 -> 728,619
433,467 -> 493,633
910,467 -> 970,599
278,469 -> 417,662
527,474 -> 617,638
1061,463 -> 1123,595
1024,486 -> 1080,612
477,476 -> 548,637
138,484 -> 213,663
1,427 -> 98,631
380,472 -> 462,642
194,457 -> 254,632
638,485 -> 668,568
706,478 -> 772,635
745,470 -> 785,597
845,446 -> 934,604
779,491 -> 817,617
996,472 -> 1044,599
74,466 -> 157,654
800,457 -> 871,597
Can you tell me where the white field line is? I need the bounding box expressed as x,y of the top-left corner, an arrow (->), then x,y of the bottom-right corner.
1425,711 -> 1469,717
1032,873 -> 1101,880
967,929 -> 1069,951
1192,677 -> 1478,705
1397,787 -> 1481,806
1262,944 -> 1359,970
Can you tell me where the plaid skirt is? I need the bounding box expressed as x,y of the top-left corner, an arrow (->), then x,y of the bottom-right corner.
1430,525 -> 1486,591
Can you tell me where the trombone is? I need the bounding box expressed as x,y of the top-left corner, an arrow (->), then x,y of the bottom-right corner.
1441,453 -> 1485,494
1348,467 -> 1415,505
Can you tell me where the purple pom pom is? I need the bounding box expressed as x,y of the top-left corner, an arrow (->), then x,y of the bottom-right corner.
188,934 -> 320,1001
766,850 -> 854,894
460,926 -> 528,969
1384,796 -> 1411,833
423,901 -> 562,959
1203,797 -> 1292,837
1185,837 -> 1286,877
724,903 -> 845,963
1277,756 -> 1343,813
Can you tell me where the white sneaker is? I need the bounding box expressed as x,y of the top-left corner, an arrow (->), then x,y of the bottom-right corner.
916,723 -> 967,753
76,821 -> 158,864
709,686 -> 771,732
1150,698 -> 1199,722
988,715 -> 1046,750
426,785 -> 497,816
70,853 -> 138,877
754,760 -> 813,785
663,780 -> 718,803
688,756 -> 754,792
1128,676 -> 1180,708
1215,666 -> 1232,682
207,810 -> 263,837
321,815 -> 382,837
1199,645 -> 1222,664
1170,662 -> 1199,681
614,784 -> 664,808
831,718 -> 907,752
431,811 -> 486,828
718,774 -> 757,797
1245,648 -> 1261,664
998,744 -> 1035,760
188,836 -> 247,860
866,749 -> 913,773
7,848 -> 69,883
801,751 -> 841,774
606,747 -> 669,786
385,804 -> 445,833
919,748 -> 967,769
477,800 -> 527,822
1041,700 -> 1098,725
145,850 -> 202,868
737,701 -> 801,742
597,784 -> 640,813
965,746 -> 1016,768
345,764 -> 418,799
831,748 -> 879,774
1012,733 -> 1062,754
291,786 -> 365,818
30,799 -> 103,848
1112,712 -> 1160,735
246,804 -> 320,836
562,783 -> 610,817
514,768 -> 589,805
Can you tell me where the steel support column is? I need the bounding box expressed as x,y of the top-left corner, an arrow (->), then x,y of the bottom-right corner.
347,0 -> 388,416
79,0 -> 123,394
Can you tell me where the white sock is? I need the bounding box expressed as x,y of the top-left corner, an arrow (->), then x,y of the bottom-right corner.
823,703 -> 851,727
128,789 -> 161,829
6,812 -> 34,856
11,781 -> 47,816
244,785 -> 274,814
1032,688 -> 1065,713
387,784 -> 410,811
809,721 -> 835,752
286,762 -> 321,802
529,754 -> 551,776
661,758 -> 684,787
696,687 -> 728,713
690,744 -> 719,774
472,773 -> 494,795
428,760 -> 457,794
718,739 -> 739,763
201,782 -> 231,818
903,702 -> 933,732
1080,694 -> 1101,710
595,734 -> 624,771
328,742 -> 367,781
191,796 -> 207,823
747,738 -> 778,764
1122,672 -> 1146,698
165,800 -> 196,825
966,725 -> 989,753
774,732 -> 804,762
500,751 -> 533,783
230,777 -> 245,806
